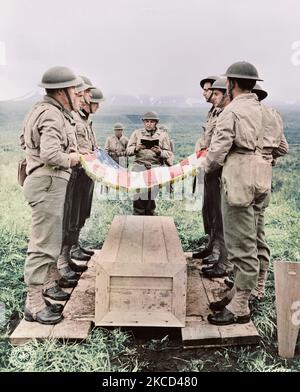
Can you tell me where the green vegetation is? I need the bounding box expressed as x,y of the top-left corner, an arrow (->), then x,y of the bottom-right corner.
0,109 -> 299,372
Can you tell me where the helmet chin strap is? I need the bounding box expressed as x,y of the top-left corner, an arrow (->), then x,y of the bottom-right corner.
64,88 -> 75,112
207,90 -> 214,103
228,79 -> 235,101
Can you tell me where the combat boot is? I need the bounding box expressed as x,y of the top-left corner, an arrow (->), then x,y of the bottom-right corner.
68,258 -> 88,273
208,289 -> 251,325
78,245 -> 94,256
209,286 -> 236,311
70,245 -> 91,262
44,299 -> 64,314
58,246 -> 81,278
24,285 -> 63,325
42,264 -> 71,301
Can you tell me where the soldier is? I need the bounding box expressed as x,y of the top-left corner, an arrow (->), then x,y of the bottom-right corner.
200,78 -> 233,279
193,76 -> 222,262
105,123 -> 129,167
249,83 -> 288,302
204,61 -> 273,325
158,125 -> 174,166
126,111 -> 173,215
21,66 -> 81,324
59,83 -> 104,270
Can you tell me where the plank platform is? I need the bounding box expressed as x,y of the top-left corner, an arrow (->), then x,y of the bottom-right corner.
181,255 -> 260,348
10,257 -> 93,346
10,251 -> 260,348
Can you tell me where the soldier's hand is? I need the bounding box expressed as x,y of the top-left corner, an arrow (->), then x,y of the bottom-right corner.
69,152 -> 80,167
151,146 -> 161,156
135,144 -> 146,152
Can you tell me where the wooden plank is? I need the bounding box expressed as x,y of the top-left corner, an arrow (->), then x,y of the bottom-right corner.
182,264 -> 260,348
95,265 -> 110,324
274,261 -> 300,358
172,268 -> 187,327
117,216 -> 143,263
219,322 -> 260,346
110,276 -> 173,290
98,311 -> 183,327
98,215 -> 125,263
182,319 -> 221,347
143,216 -> 168,264
51,319 -> 92,341
10,320 -> 53,345
161,217 -> 186,264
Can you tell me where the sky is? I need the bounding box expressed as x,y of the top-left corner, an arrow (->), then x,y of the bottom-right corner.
0,0 -> 299,102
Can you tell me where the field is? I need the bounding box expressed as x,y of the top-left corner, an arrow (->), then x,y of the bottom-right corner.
0,103 -> 299,372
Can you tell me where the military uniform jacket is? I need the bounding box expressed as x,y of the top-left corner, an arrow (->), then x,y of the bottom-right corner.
21,95 -> 77,180
127,127 -> 173,167
205,93 -> 272,207
73,110 -> 97,154
261,105 -> 289,159
195,106 -> 220,151
104,135 -> 128,159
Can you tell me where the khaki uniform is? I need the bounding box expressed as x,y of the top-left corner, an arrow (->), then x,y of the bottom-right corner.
21,96 -> 77,285
63,110 -> 96,246
195,107 -> 221,248
256,105 -> 288,274
127,127 -> 173,215
205,94 -> 272,291
104,134 -> 129,167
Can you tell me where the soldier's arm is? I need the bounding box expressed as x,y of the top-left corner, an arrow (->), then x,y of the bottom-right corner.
39,112 -> 71,169
126,131 -> 138,156
76,123 -> 91,155
273,133 -> 289,158
204,111 -> 235,173
160,135 -> 173,160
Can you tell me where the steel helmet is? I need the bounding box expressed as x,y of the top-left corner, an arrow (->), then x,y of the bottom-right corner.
252,83 -> 268,101
75,76 -> 91,93
38,66 -> 80,89
200,75 -> 219,89
114,122 -> 124,130
208,77 -> 227,92
79,75 -> 96,90
90,88 -> 104,103
142,111 -> 160,121
224,61 -> 263,81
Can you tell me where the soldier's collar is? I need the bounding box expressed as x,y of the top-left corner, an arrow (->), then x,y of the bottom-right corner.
44,95 -> 75,123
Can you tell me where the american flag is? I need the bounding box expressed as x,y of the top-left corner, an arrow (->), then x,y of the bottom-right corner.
81,148 -> 208,192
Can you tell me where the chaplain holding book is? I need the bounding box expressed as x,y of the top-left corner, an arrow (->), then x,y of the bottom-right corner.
127,111 -> 173,215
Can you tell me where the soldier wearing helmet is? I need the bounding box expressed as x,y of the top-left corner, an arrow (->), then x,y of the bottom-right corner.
20,66 -> 81,325
204,61 -> 274,326
58,80 -> 103,269
105,123 -> 129,167
127,111 -> 173,215
193,75 -> 222,261
247,83 -> 288,304
200,78 -> 233,279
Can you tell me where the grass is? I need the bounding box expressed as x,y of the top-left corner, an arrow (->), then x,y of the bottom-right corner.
0,146 -> 299,372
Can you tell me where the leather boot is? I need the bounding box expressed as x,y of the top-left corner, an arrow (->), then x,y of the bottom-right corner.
208,289 -> 251,325
202,254 -> 219,265
70,245 -> 91,262
202,263 -> 228,278
43,264 -> 71,301
44,299 -> 64,314
24,285 -> 63,325
251,270 -> 268,300
68,258 -> 88,273
209,286 -> 236,311
58,276 -> 78,289
43,285 -> 70,301
79,245 -> 94,256
58,246 -> 81,279
59,265 -> 80,280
